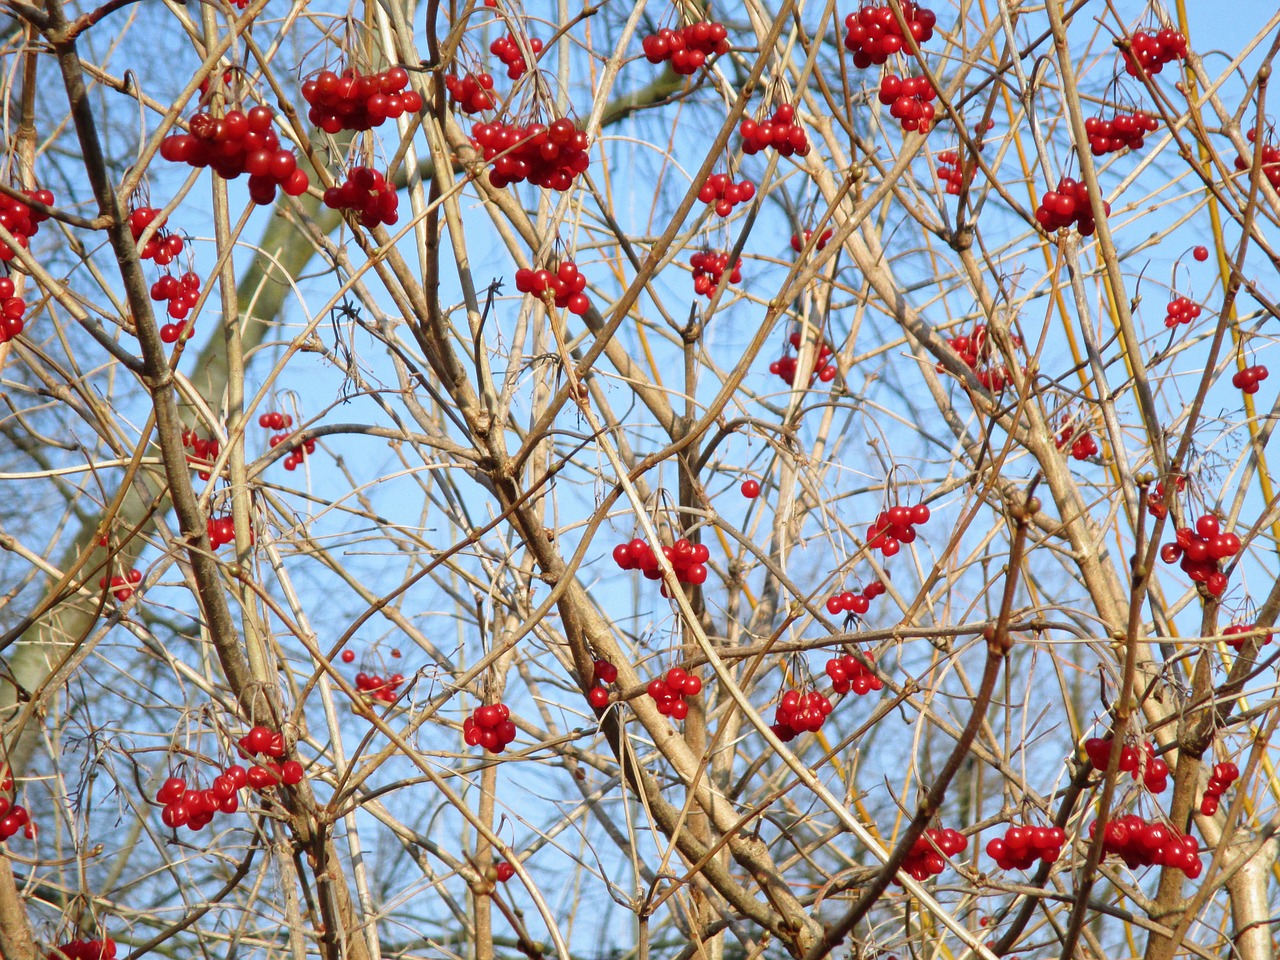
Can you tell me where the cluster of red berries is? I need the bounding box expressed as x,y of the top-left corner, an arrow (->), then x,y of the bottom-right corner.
0,766 -> 27,842
611,537 -> 711,587
1234,129 -> 1280,188
825,651 -> 884,695
128,207 -> 185,264
161,768 -> 301,829
269,430 -> 317,471
740,104 -> 809,156
1089,815 -> 1201,876
514,261 -> 591,315
445,72 -> 496,114
470,119 -> 591,191
1223,622 -> 1272,652
45,938 -> 117,960
207,515 -> 237,549
896,827 -> 966,883
1164,295 -> 1201,328
98,568 -> 142,602
935,149 -> 967,194
1232,364 -> 1269,394
770,688 -> 834,741
825,580 -> 887,617
0,276 -> 27,343
1085,110 -> 1159,155
464,703 -> 517,754
985,824 -> 1065,870
1056,422 -> 1099,461
156,771 -> 239,831
878,74 -> 937,134
866,503 -> 931,558
690,250 -> 741,298
238,727 -> 304,778
260,413 -> 304,466
939,324 -> 1021,391
790,227 -> 833,252
1199,761 -> 1240,816
640,21 -> 730,74
1159,514 -> 1240,597
157,728 -> 304,830
323,166 -> 399,229
182,430 -> 220,480
940,325 -> 980,366
587,659 -> 617,708
301,67 -> 423,133
355,671 -> 405,704
160,107 -> 309,206
1084,737 -> 1168,792
842,3 -> 937,68
150,271 -> 202,339
769,352 -> 839,386
1122,28 -> 1189,77
698,173 -> 755,217
770,330 -> 838,386
0,800 -> 30,842
257,410 -> 293,430
1145,476 -> 1184,520
0,187 -> 54,261
646,666 -> 702,720
490,33 -> 543,79
974,365 -> 1016,391
1035,177 -> 1110,235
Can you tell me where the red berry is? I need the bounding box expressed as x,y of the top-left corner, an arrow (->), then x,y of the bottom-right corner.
593,659 -> 618,683
157,776 -> 187,804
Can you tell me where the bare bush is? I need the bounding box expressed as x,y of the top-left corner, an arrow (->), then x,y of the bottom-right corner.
1,2 -> 1279,960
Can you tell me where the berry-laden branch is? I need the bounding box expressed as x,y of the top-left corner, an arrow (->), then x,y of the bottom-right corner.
1044,0 -> 1168,479
804,485 -> 1038,960
28,11 -> 375,960
39,3 -> 255,707
5,1 -> 1280,959
565,383 -> 995,958
480,460 -> 824,952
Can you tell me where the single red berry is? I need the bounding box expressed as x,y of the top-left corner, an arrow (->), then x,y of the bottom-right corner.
1195,514 -> 1220,539
741,479 -> 761,498
1193,246 -> 1209,261
157,776 -> 187,804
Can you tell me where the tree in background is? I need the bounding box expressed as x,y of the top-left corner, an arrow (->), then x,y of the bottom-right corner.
1,2 -> 1279,960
